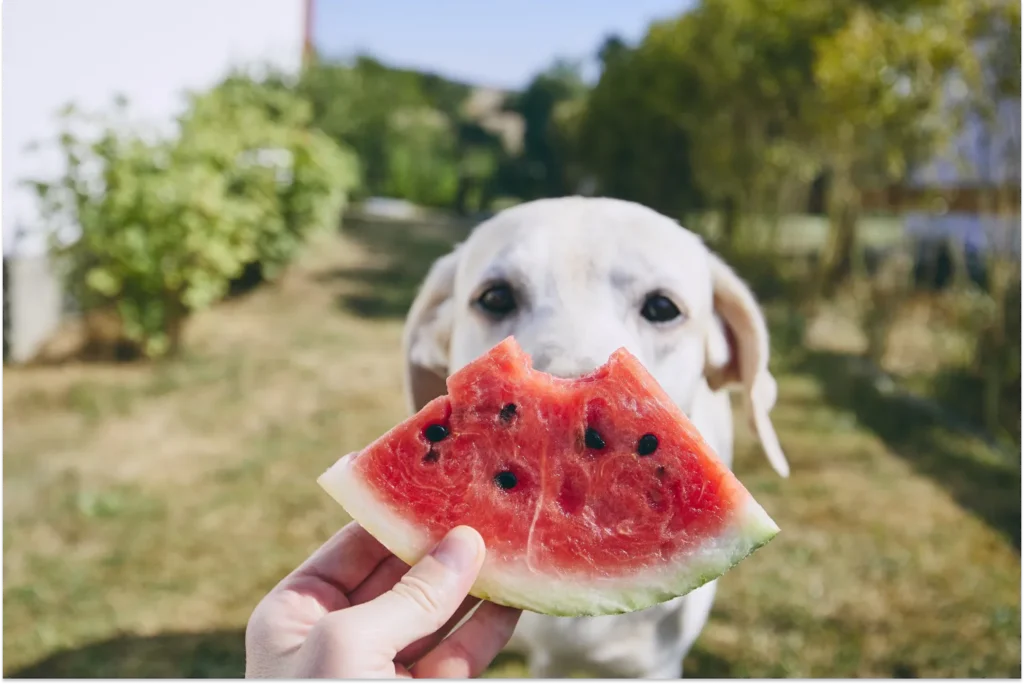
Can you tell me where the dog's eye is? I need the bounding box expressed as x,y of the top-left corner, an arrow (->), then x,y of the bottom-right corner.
477,282 -> 517,318
640,293 -> 682,323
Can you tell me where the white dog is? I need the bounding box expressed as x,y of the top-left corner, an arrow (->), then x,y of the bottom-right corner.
401,197 -> 789,678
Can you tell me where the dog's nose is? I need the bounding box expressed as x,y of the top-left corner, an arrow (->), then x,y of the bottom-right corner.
530,350 -> 604,379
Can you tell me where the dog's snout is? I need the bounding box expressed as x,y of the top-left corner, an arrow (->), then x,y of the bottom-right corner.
530,348 -> 604,379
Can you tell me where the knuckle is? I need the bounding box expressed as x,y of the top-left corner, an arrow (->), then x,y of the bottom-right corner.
393,573 -> 447,623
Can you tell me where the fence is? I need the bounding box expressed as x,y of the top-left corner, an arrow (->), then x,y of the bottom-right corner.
2,254 -> 66,364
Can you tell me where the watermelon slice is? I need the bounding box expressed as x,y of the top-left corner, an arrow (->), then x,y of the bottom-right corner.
318,337 -> 779,617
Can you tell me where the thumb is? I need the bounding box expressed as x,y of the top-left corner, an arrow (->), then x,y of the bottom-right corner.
347,526 -> 486,652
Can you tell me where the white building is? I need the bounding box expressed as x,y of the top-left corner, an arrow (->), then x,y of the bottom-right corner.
3,0 -> 307,361
903,58 -> 1022,259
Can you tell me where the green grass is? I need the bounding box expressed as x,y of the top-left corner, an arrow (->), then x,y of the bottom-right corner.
687,211 -> 906,255
4,222 -> 1020,678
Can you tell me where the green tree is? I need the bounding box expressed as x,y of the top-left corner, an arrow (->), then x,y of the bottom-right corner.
953,0 -> 1021,440
300,58 -> 427,197
575,36 -> 703,219
299,57 -> 469,206
383,107 -> 460,207
812,0 -> 982,291
504,59 -> 588,199
453,121 -> 503,214
663,0 -> 843,243
578,2 -> 832,235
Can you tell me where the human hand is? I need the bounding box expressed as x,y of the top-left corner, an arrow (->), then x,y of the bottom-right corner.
245,521 -> 521,678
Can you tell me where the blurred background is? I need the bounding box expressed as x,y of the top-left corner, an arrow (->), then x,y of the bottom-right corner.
3,0 -> 1020,677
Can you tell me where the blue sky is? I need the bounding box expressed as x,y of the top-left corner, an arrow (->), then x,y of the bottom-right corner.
312,0 -> 693,89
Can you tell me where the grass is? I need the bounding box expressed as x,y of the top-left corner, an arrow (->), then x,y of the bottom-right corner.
4,219 -> 1020,678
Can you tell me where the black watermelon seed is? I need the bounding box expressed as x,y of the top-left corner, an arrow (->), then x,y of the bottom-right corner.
424,424 -> 449,442
584,427 -> 606,450
499,403 -> 517,422
494,470 -> 518,490
423,449 -> 439,464
637,433 -> 659,456
655,465 -> 666,479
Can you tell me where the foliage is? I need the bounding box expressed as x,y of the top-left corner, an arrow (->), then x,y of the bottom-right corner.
383,108 -> 460,207
293,1 -> 1013,235
811,0 -> 981,288
454,126 -> 502,214
812,0 -> 980,187
576,35 -> 704,219
575,0 -> 1001,258
180,71 -> 360,278
502,59 -> 588,200
28,76 -> 358,358
657,1 -> 828,227
299,58 -> 468,206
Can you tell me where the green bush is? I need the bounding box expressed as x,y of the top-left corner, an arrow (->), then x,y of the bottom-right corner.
29,76 -> 359,358
180,72 -> 360,279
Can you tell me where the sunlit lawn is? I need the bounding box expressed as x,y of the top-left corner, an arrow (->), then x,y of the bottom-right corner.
4,220 -> 1020,677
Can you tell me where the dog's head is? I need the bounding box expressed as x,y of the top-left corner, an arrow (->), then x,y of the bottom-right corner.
402,197 -> 788,477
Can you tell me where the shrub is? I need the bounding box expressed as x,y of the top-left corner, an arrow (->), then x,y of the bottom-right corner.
180,71 -> 360,280
28,76 -> 358,358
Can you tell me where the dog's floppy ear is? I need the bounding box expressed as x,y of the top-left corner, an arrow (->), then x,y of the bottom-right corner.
403,246 -> 463,413
704,252 -> 790,477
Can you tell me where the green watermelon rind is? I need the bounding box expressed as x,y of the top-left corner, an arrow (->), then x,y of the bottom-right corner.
318,452 -> 780,618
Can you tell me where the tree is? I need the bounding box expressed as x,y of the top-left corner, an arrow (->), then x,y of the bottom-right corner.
384,107 -> 459,207
574,36 -> 703,219
299,58 -> 431,197
643,0 -> 832,243
812,0 -> 982,291
953,0 -> 1021,440
577,3 -> 833,238
299,57 -> 474,207
453,121 -> 504,214
504,59 -> 588,199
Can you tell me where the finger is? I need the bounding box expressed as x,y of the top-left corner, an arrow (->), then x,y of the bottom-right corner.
349,556 -> 481,663
340,526 -> 485,651
396,595 -> 480,666
277,520 -> 393,612
411,601 -> 523,678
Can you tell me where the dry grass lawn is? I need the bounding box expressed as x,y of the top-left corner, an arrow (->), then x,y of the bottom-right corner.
4,219 -> 1020,678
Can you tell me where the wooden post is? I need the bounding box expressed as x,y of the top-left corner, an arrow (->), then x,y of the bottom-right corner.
302,0 -> 316,69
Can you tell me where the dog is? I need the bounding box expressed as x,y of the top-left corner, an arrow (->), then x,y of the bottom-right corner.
401,196 -> 789,678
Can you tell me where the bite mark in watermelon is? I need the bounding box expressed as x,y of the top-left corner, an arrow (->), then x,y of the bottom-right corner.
318,337 -> 779,617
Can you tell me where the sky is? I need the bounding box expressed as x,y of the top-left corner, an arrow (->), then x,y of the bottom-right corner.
312,0 -> 693,90
4,0 -> 305,255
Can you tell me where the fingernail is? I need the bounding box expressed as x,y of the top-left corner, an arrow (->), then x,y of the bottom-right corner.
430,526 -> 483,573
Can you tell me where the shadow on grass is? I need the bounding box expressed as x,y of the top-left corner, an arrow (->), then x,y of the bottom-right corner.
8,630 -> 738,679
319,215 -> 476,319
794,350 -> 1021,549
8,629 -> 246,678
924,366 -> 1022,449
683,646 -> 737,678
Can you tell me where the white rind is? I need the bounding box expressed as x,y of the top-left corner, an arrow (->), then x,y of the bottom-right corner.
318,454 -> 779,617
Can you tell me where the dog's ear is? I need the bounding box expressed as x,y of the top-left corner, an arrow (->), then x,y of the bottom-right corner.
703,252 -> 790,477
403,246 -> 463,413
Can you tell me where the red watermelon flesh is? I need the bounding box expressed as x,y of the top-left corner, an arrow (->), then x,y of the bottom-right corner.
318,337 -> 779,617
